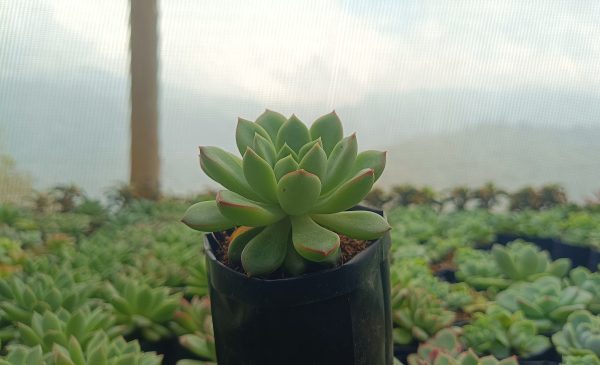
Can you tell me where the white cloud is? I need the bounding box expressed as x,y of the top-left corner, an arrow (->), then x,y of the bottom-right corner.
7,0 -> 600,105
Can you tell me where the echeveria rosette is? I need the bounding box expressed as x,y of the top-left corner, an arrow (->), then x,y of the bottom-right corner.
553,310 -> 600,357
182,110 -> 390,277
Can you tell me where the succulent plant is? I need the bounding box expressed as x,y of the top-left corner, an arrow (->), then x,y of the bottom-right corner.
563,355 -> 600,365
454,248 -> 510,291
570,267 -> 600,314
491,241 -> 571,281
462,305 -> 550,359
553,310 -> 600,357
496,276 -> 592,333
102,277 -> 181,341
182,110 -> 390,277
392,287 -> 455,345
171,296 -> 216,362
0,271 -> 97,331
0,334 -> 162,365
407,328 -> 518,365
16,307 -> 120,352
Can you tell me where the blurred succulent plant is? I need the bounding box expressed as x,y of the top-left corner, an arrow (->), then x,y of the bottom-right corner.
17,307 -> 120,352
171,296 -> 216,362
491,241 -> 570,281
407,328 -> 518,365
570,267 -> 600,314
462,305 -> 550,359
392,287 -> 455,345
563,355 -> 600,365
1,333 -> 162,365
496,276 -> 592,334
102,277 -> 181,341
0,271 -> 97,330
553,310 -> 600,357
454,248 -> 509,291
182,110 -> 390,277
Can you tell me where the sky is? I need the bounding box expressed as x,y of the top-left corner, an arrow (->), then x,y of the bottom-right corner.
1,0 -> 600,196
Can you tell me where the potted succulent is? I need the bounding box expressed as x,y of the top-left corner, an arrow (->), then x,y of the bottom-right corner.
182,110 -> 393,365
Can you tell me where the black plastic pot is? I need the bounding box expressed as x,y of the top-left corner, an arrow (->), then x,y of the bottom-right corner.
393,342 -> 419,364
494,233 -> 520,245
588,249 -> 600,272
204,207 -> 393,365
519,346 -> 561,365
552,240 -> 590,268
435,269 -> 457,283
525,236 -> 555,254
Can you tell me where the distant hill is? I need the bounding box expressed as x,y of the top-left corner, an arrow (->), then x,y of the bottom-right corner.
381,125 -> 600,201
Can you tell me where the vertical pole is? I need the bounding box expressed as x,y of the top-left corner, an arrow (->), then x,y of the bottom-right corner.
129,0 -> 160,200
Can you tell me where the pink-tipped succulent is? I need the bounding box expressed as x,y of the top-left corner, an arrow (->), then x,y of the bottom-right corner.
182,110 -> 390,277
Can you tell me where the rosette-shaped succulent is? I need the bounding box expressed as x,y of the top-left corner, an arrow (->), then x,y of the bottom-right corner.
182,110 -> 390,277
496,276 -> 592,334
553,310 -> 600,357
407,328 -> 518,365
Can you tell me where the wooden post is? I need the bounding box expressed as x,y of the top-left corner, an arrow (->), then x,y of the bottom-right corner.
129,0 -> 160,200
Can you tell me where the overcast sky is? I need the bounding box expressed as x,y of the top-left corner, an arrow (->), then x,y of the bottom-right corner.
1,1 -> 600,195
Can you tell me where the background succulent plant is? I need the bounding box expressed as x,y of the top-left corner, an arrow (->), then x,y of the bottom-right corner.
392,287 -> 455,345
496,276 -> 592,334
407,328 -> 518,365
553,310 -> 600,357
570,268 -> 600,314
462,305 -> 550,359
182,110 -> 390,277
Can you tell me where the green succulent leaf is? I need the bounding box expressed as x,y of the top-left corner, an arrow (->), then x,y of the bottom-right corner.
181,200 -> 235,232
291,215 -> 340,262
216,190 -> 284,227
253,133 -> 277,166
277,143 -> 299,162
351,150 -> 387,182
492,245 -> 520,280
298,143 -> 327,181
277,170 -> 321,216
243,148 -> 278,203
276,115 -> 311,152
322,134 -> 358,193
199,146 -> 260,201
274,155 -> 299,181
283,236 -> 308,276
311,211 -> 391,240
313,168 -> 375,214
228,227 -> 263,267
298,138 -> 322,160
255,109 -> 287,142
310,111 -> 343,156
241,219 -> 290,277
235,118 -> 272,155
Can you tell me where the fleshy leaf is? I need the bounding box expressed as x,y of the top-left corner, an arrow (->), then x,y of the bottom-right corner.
228,226 -> 263,266
313,168 -> 375,214
311,211 -> 391,240
310,111 -> 343,156
351,150 -> 386,182
235,118 -> 271,155
255,109 -> 287,142
241,219 -> 290,277
283,237 -> 308,276
243,148 -> 278,203
298,138 -> 322,160
322,134 -> 358,194
277,143 -> 299,161
277,170 -> 321,216
253,133 -> 277,166
181,201 -> 235,232
298,143 -> 327,181
276,115 -> 311,152
199,146 -> 261,201
216,190 -> 284,227
274,155 -> 299,181
291,215 -> 340,262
